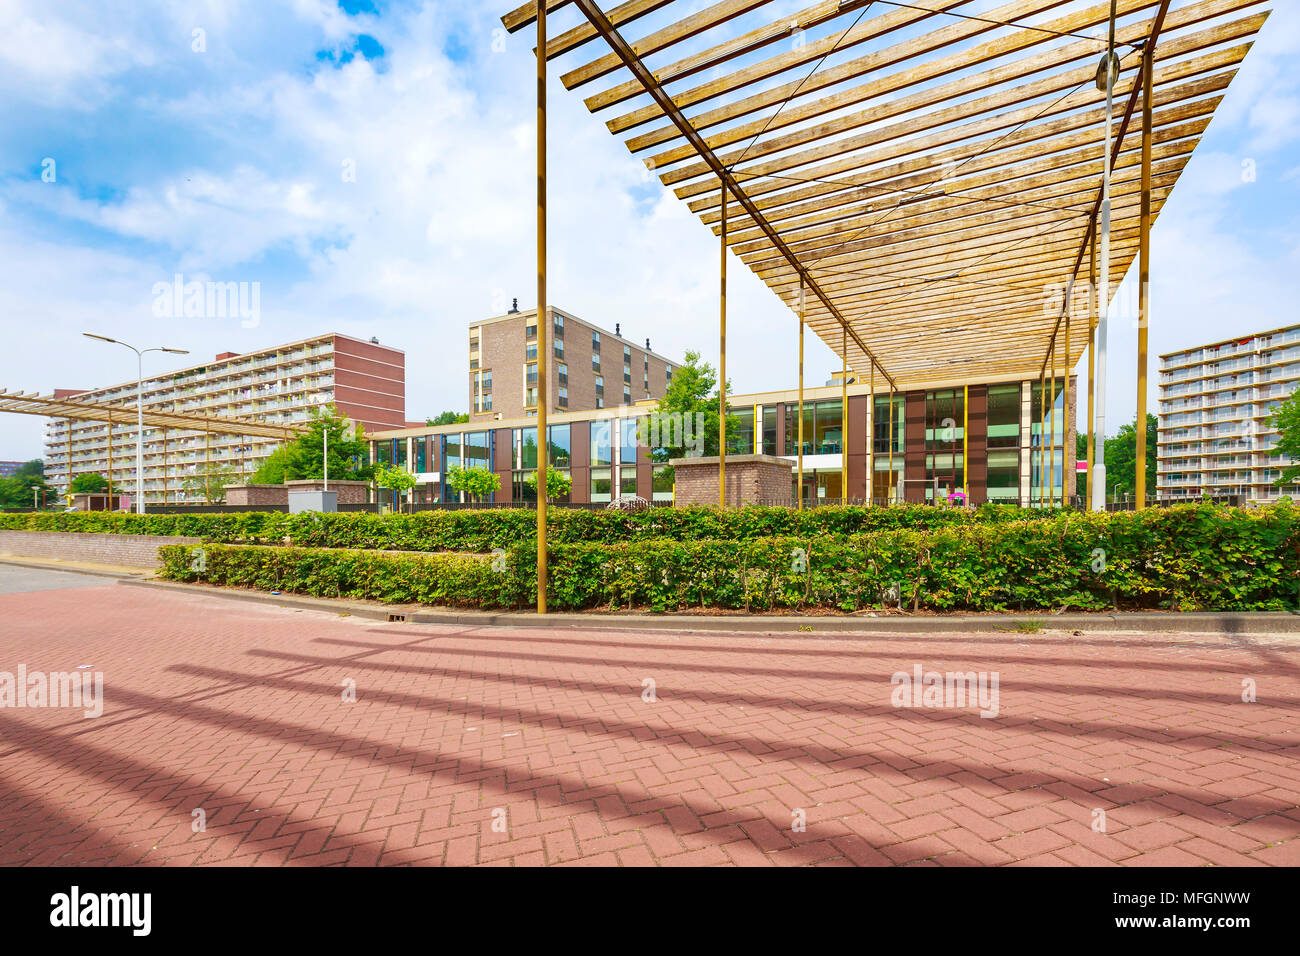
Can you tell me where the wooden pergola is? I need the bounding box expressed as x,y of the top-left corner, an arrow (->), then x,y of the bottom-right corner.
0,389 -> 307,504
501,0 -> 1270,611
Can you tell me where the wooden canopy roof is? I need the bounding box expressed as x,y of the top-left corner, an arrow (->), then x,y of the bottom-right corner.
501,0 -> 1270,386
0,390 -> 307,441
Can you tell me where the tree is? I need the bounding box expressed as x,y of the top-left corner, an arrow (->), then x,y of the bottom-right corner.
250,405 -> 372,484
636,350 -> 738,474
1073,413 -> 1157,500
525,466 -> 572,502
69,473 -> 109,494
1269,386 -> 1300,487
181,464 -> 239,503
446,465 -> 500,503
374,462 -> 418,511
0,461 -> 54,509
427,411 -> 469,426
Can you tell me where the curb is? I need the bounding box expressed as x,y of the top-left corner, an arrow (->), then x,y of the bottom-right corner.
0,556 -> 150,582
119,577 -> 1300,636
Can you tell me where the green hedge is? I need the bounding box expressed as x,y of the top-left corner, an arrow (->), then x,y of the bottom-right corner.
5,503 -> 1057,552
157,504 -> 1300,612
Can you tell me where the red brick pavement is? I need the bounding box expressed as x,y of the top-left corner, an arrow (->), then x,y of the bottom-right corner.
0,580 -> 1297,866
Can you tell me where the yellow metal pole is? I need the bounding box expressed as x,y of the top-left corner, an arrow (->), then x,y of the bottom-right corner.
1038,370 -> 1044,507
1135,42 -> 1153,511
797,280 -> 805,510
536,1 -> 548,613
106,421 -> 113,503
841,326 -> 847,505
719,177 -> 727,508
1087,218 -> 1098,507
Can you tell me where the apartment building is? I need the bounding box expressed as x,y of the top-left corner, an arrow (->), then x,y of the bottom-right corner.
1157,323 -> 1300,503
469,304 -> 676,422
45,333 -> 406,504
374,374 -> 1075,507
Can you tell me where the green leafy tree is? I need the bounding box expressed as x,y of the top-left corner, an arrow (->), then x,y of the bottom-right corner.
375,462 -> 419,511
525,466 -> 572,501
250,446 -> 293,484
1269,386 -> 1300,487
427,411 -> 469,426
69,473 -> 110,494
1073,414 -> 1157,500
181,464 -> 239,503
446,465 -> 500,503
250,406 -> 372,484
0,461 -> 54,509
637,350 -> 738,473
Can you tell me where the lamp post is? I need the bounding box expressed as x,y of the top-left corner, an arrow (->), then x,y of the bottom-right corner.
83,334 -> 188,514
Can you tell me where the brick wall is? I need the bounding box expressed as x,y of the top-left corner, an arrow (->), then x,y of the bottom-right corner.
227,484 -> 288,506
670,455 -> 794,507
0,531 -> 200,570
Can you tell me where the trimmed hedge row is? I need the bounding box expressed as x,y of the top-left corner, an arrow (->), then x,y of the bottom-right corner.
3,503 -> 1056,552
157,505 -> 1300,612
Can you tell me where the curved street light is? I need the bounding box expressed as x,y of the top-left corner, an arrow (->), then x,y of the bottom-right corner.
82,334 -> 189,514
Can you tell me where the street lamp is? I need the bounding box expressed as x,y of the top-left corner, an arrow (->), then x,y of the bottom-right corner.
83,334 -> 189,514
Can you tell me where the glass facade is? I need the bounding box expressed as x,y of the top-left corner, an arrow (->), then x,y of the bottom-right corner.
762,406 -> 778,456
986,383 -> 1021,502
923,388 -> 964,501
784,400 -> 842,455
727,406 -> 755,454
1031,378 -> 1066,504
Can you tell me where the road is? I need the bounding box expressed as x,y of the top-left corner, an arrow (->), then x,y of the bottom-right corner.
0,564 -> 1296,866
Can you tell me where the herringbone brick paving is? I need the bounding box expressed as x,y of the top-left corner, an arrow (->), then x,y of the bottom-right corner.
0,579 -> 1297,866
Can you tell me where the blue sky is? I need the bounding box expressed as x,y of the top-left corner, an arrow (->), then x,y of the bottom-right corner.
0,0 -> 1297,458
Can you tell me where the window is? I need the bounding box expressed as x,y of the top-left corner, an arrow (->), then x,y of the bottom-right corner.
592,353 -> 601,372
470,358 -> 479,370
590,468 -> 613,503
785,400 -> 842,455
415,439 -> 427,473
728,406 -> 755,454
619,417 -> 640,466
526,363 -> 537,387
557,362 -> 568,385
666,365 -> 673,382
924,389 -> 965,501
469,338 -> 478,353
526,324 -> 537,340
525,387 -> 538,408
554,340 -> 564,360
592,331 -> 600,352
762,406 -> 778,456
558,387 -> 568,408
623,345 -> 631,362
623,366 -> 632,384
652,465 -> 673,502
596,397 -> 604,409
873,395 -> 904,456
553,313 -> 564,333
623,386 -> 632,405
595,375 -> 604,396
591,420 -> 612,466
526,342 -> 537,360
987,383 -> 1020,449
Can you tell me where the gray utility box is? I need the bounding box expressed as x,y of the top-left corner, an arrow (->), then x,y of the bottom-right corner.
288,490 -> 338,514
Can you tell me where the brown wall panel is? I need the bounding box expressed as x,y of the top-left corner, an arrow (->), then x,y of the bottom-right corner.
904,391 -> 926,503
967,385 -> 988,505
